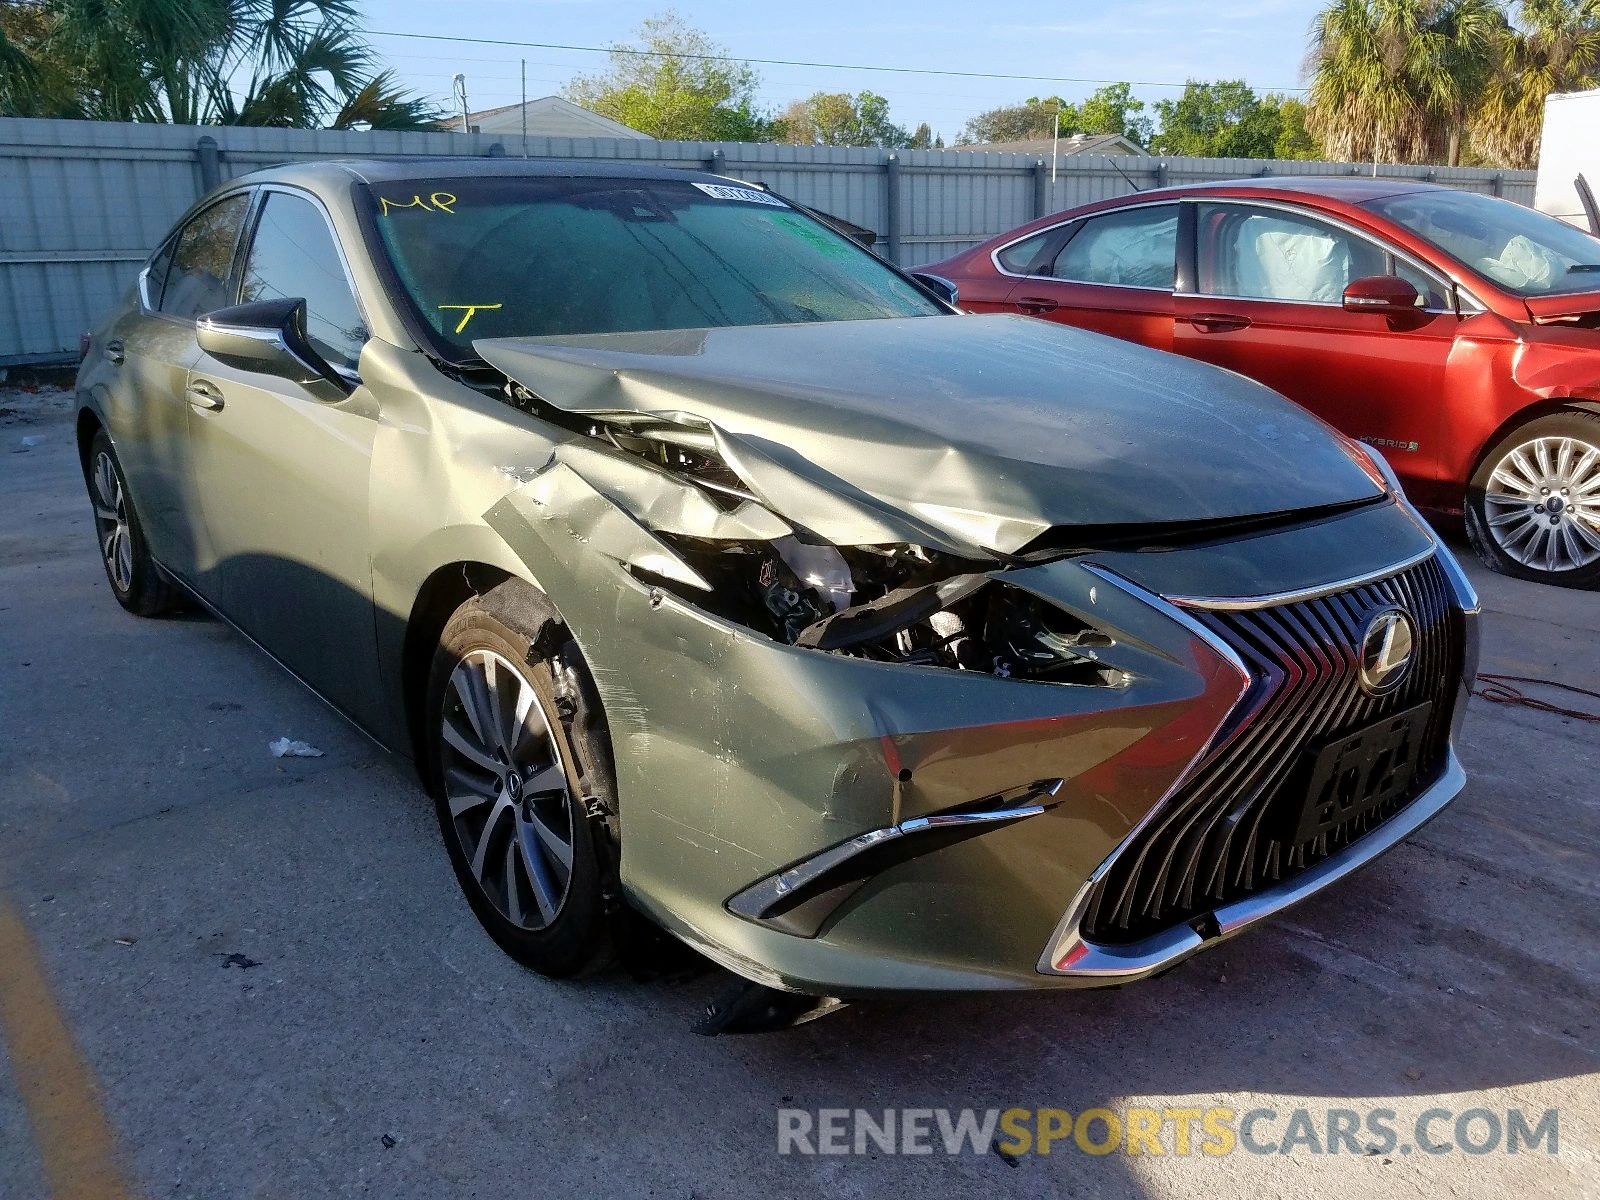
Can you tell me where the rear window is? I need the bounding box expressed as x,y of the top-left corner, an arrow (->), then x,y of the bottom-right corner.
363,176 -> 941,358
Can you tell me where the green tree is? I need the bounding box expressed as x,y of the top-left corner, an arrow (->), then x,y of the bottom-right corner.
567,12 -> 771,141
1150,81 -> 1325,158
959,85 -> 1151,146
777,89 -> 911,147
1474,0 -> 1600,167
957,95 -> 1070,143
1307,0 -> 1505,165
1076,82 -> 1153,145
0,0 -> 437,127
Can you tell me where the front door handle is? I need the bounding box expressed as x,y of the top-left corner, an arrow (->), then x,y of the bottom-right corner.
186,378 -> 225,411
1182,312 -> 1252,333
104,340 -> 125,364
1016,296 -> 1060,315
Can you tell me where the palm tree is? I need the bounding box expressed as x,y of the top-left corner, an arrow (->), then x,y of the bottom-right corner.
1307,0 -> 1503,166
0,0 -> 438,128
1475,0 -> 1600,167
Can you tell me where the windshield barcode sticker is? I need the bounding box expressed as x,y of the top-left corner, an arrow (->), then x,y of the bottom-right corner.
692,182 -> 789,207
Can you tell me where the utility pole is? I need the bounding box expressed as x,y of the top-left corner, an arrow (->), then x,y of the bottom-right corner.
521,60 -> 528,154
453,73 -> 469,135
1052,97 -> 1061,183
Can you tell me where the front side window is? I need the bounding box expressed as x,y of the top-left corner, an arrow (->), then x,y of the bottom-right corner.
240,191 -> 368,372
159,194 -> 251,319
1196,203 -> 1388,304
364,177 -> 942,359
1050,206 -> 1178,289
1365,188 -> 1600,297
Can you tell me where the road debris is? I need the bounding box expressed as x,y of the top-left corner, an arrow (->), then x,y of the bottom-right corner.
269,737 -> 323,758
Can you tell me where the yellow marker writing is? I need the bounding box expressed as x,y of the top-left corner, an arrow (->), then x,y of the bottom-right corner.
379,192 -> 458,217
437,304 -> 502,334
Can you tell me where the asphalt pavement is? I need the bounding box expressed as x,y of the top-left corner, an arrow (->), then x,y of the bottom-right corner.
2,384 -> 1597,1199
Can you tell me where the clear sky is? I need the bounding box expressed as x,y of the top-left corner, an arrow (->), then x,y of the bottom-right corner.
364,0 -> 1328,141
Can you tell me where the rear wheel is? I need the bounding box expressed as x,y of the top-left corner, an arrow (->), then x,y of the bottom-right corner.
424,585 -> 617,977
84,430 -> 182,616
1466,412 -> 1600,589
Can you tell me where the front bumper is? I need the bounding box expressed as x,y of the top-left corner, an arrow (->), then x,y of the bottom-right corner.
497,486 -> 1477,997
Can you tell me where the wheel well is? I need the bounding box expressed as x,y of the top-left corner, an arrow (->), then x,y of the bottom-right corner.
1468,400 -> 1600,485
401,561 -> 511,763
75,407 -> 103,475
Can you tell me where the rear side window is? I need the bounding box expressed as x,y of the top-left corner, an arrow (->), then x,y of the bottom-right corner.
1052,206 -> 1178,288
996,231 -> 1051,274
141,237 -> 178,309
240,191 -> 368,372
160,194 -> 250,319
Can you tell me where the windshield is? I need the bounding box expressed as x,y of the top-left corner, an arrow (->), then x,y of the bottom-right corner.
1364,189 -> 1600,297
363,175 -> 940,357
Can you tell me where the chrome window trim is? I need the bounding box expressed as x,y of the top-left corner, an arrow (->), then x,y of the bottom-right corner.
1164,546 -> 1437,610
138,188 -> 256,323
1188,196 -> 1485,315
241,183 -> 373,370
990,198 -> 1182,285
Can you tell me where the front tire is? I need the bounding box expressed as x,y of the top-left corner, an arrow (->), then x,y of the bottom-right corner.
423,584 -> 617,977
1466,411 -> 1600,589
84,429 -> 182,616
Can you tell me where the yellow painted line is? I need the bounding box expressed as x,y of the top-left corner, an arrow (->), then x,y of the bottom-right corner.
0,896 -> 137,1200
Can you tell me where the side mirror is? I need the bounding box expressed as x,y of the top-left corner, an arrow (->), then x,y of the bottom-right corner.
196,297 -> 352,394
1342,275 -> 1423,319
910,272 -> 960,308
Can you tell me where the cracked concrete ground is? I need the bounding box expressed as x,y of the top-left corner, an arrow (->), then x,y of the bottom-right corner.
2,388 -> 1597,1198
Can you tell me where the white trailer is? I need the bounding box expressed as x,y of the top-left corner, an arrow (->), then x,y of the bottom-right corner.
1535,88 -> 1600,234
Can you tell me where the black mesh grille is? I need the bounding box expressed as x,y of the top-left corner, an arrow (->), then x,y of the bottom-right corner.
1082,555 -> 1463,944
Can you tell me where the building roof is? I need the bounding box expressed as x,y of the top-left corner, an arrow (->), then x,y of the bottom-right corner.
953,133 -> 1150,157
438,95 -> 651,139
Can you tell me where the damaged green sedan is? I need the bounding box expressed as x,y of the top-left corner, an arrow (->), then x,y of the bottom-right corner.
75,159 -> 1479,1014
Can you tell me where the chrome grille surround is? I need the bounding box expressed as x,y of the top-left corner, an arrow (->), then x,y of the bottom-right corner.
1040,549 -> 1470,980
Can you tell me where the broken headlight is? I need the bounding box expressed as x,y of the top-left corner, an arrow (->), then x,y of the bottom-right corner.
643,535 -> 1123,686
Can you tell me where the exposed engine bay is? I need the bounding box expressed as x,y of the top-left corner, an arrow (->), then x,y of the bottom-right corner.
490,373 -> 1125,686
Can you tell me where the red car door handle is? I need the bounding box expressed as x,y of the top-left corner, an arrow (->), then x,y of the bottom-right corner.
1016,296 -> 1059,314
1183,312 -> 1251,333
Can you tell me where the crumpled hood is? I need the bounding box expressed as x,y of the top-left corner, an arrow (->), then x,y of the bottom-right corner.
476,314 -> 1382,554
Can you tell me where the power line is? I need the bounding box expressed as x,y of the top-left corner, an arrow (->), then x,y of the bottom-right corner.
363,28 -> 1311,94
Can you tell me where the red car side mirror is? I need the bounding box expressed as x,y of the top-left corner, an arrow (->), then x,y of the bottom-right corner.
1343,275 -> 1423,317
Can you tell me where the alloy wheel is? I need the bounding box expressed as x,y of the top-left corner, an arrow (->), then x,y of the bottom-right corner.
1483,435 -> 1600,573
438,649 -> 576,931
91,449 -> 133,592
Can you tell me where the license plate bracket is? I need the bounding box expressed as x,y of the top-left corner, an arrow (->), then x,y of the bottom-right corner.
1287,702 -> 1433,845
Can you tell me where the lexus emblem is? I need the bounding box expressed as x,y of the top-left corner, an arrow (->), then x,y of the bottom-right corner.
1358,607 -> 1415,696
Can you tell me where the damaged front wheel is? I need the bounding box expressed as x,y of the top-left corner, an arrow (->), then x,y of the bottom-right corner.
425,587 -> 617,977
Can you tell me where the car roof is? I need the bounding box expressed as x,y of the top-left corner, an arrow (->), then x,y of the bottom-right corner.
1170,175 -> 1445,203
226,157 -> 730,191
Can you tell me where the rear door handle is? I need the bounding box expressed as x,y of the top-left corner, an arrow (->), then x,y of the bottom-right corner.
104,340 -> 125,364
1016,296 -> 1060,315
186,378 -> 225,411
1182,313 -> 1251,333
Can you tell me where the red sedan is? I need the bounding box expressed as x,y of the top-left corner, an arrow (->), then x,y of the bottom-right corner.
928,178 -> 1600,588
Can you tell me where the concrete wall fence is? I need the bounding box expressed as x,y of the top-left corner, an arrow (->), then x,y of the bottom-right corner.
0,115 -> 1538,365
